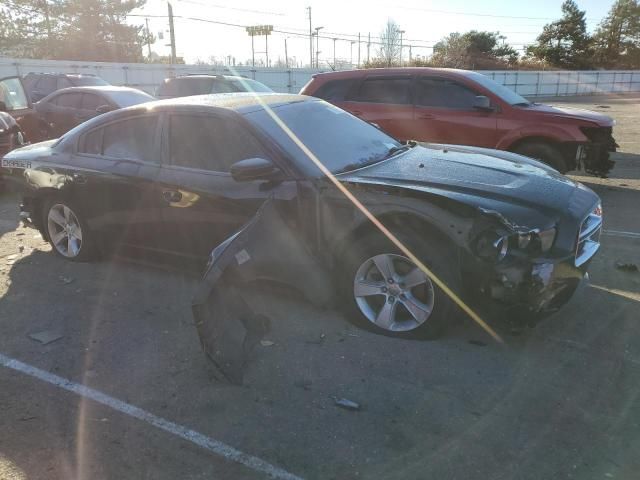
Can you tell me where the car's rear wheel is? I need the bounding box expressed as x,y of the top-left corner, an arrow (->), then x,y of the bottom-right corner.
341,230 -> 459,339
43,199 -> 96,261
513,142 -> 569,173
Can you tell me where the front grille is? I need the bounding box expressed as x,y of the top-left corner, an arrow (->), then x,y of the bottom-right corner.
575,205 -> 602,267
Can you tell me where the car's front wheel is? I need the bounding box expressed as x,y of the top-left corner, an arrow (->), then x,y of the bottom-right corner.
43,199 -> 95,261
342,231 -> 459,339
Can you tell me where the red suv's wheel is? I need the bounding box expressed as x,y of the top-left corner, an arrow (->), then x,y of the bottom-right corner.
513,142 -> 569,173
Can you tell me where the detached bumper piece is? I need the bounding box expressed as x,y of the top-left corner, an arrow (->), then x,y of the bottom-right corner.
191,200 -> 334,384
579,127 -> 617,177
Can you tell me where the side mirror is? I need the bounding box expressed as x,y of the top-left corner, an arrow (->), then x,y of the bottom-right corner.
230,158 -> 279,182
472,95 -> 493,111
96,104 -> 114,114
0,101 -> 6,112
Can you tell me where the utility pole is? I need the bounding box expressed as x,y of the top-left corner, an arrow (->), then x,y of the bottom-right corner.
350,41 -> 355,67
332,38 -> 337,68
251,35 -> 255,67
145,18 -> 152,58
167,2 -> 176,64
284,38 -> 289,68
367,32 -> 370,64
306,6 -> 313,68
409,45 -> 412,64
314,26 -> 323,68
265,32 -> 269,67
357,33 -> 361,68
399,30 -> 405,66
41,0 -> 52,55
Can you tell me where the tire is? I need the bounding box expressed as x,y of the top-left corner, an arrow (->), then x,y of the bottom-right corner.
513,142 -> 569,173
42,198 -> 96,262
340,229 -> 460,339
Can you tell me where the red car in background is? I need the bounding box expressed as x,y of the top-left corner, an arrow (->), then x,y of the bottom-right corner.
300,68 -> 617,177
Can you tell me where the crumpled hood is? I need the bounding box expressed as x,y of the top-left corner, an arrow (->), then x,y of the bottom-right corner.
337,144 -> 589,213
522,103 -> 614,126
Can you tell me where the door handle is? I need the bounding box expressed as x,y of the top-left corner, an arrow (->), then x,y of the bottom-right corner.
163,190 -> 182,203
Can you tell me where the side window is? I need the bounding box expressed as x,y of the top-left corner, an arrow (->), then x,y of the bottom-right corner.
79,128 -> 104,155
54,93 -> 83,108
415,77 -> 479,109
57,77 -> 73,90
102,116 -> 159,162
0,77 -> 29,111
36,76 -> 57,95
169,114 -> 267,172
81,93 -> 104,111
353,77 -> 411,104
313,79 -> 357,102
210,80 -> 237,93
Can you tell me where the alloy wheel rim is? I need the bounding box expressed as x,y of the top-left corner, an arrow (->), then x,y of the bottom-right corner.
353,253 -> 435,332
47,204 -> 83,258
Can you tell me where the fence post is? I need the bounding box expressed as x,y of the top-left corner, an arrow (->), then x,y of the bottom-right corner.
556,72 -> 561,96
594,71 -> 599,94
287,69 -> 292,93
576,71 -> 581,95
613,71 -> 617,94
13,61 -> 21,76
535,72 -> 540,96
514,71 -> 519,95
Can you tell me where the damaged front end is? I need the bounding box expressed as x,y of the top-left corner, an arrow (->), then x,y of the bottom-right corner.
191,200 -> 334,384
577,126 -> 618,177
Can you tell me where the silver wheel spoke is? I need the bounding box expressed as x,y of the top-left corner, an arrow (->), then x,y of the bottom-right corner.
401,294 -> 431,323
403,267 -> 428,289
72,228 -> 82,241
375,300 -> 397,330
372,254 -> 396,281
51,230 -> 67,246
68,237 -> 80,256
354,279 -> 386,297
49,209 -> 66,228
63,205 -> 71,223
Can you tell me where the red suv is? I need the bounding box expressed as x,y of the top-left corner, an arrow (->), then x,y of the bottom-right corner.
300,68 -> 617,176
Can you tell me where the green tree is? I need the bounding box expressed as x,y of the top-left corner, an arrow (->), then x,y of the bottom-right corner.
430,31 -> 518,69
593,0 -> 640,68
60,0 -> 150,62
0,0 -> 151,62
526,0 -> 593,69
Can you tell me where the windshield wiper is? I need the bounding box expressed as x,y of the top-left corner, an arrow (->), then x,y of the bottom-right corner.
335,142 -> 417,174
383,140 -> 417,159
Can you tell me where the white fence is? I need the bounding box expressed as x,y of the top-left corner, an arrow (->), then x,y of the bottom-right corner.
1,57 -> 640,97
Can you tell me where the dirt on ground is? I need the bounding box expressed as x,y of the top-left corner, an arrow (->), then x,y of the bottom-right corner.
0,95 -> 639,480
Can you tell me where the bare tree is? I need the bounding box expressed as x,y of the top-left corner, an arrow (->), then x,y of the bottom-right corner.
377,19 -> 401,66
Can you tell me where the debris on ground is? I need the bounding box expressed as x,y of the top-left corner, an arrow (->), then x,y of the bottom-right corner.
306,333 -> 326,345
294,379 -> 313,390
260,340 -> 275,347
332,397 -> 361,411
28,330 -> 63,345
18,245 -> 24,253
468,339 -> 488,347
59,276 -> 74,285
615,262 -> 639,273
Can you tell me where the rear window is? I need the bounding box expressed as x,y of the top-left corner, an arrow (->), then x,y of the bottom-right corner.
157,77 -> 214,97
228,78 -> 272,93
352,77 -> 411,104
311,79 -> 357,102
69,76 -> 109,87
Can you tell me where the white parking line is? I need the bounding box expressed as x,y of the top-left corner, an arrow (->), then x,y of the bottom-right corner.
0,353 -> 302,480
603,229 -> 640,239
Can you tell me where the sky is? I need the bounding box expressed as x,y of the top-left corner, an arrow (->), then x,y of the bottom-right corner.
132,0 -> 616,66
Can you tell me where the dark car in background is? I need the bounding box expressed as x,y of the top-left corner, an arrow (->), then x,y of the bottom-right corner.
1,94 -> 602,340
301,68 -> 617,176
0,75 -> 45,143
23,73 -> 110,102
35,86 -> 155,138
156,74 -> 272,99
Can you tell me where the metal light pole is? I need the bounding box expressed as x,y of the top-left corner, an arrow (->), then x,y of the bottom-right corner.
314,26 -> 323,68
333,38 -> 337,68
284,37 -> 289,68
350,41 -> 356,67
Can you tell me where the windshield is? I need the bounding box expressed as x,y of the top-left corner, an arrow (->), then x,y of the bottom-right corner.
70,76 -> 109,87
110,90 -> 155,107
245,100 -> 401,175
465,71 -> 530,105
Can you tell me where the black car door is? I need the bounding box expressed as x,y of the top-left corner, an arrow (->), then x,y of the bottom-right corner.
78,92 -> 108,124
156,111 -> 291,258
71,112 -> 165,250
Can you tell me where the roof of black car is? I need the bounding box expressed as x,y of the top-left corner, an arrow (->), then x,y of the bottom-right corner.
141,92 -> 313,112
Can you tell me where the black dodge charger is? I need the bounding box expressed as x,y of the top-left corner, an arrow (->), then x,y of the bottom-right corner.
0,93 -> 602,338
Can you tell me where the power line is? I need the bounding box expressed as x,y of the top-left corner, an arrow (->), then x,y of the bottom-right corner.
175,0 -> 285,17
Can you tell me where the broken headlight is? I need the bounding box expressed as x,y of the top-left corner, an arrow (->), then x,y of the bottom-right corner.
475,227 -> 557,262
